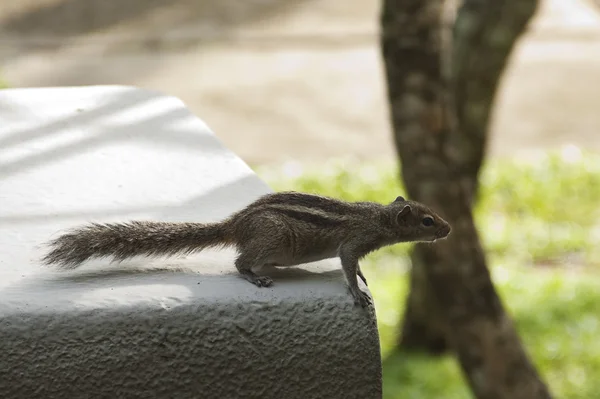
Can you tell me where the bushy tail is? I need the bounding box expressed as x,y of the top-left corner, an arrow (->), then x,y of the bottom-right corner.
42,221 -> 232,269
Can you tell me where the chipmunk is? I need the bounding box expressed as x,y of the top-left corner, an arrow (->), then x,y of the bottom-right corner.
42,191 -> 451,307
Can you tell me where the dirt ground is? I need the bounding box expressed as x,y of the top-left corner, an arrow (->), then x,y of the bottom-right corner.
1,0 -> 600,166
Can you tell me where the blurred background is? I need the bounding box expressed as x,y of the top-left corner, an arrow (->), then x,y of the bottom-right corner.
2,0 -> 600,398
1,0 -> 600,165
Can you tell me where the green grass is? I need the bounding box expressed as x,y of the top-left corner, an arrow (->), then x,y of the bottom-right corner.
374,267 -> 600,399
256,149 -> 600,399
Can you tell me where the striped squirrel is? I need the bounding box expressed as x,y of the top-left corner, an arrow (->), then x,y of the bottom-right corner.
42,191 -> 451,307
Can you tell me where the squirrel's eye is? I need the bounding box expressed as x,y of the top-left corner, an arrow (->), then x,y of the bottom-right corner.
422,217 -> 434,227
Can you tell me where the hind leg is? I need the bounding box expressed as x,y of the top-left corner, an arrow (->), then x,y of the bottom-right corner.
232,214 -> 291,287
238,269 -> 273,287
235,234 -> 289,287
235,249 -> 275,287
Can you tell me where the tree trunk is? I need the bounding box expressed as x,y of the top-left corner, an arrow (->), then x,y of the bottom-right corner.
380,0 -> 451,354
381,0 -> 553,398
449,0 -> 540,201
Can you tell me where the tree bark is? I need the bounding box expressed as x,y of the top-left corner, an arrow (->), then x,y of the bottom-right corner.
381,0 -> 552,398
380,0 -> 451,354
449,0 -> 540,202
381,0 -> 448,353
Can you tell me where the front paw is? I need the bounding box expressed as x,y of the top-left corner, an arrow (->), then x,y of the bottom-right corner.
350,287 -> 373,308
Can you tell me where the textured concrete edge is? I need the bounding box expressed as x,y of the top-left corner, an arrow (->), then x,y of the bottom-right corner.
0,292 -> 383,399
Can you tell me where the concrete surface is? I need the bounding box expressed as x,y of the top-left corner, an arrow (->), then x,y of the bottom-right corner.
1,0 -> 600,166
0,86 -> 382,398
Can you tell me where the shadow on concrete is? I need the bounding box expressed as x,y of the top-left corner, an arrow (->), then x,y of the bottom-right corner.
34,263 -> 341,285
0,89 -> 178,148
3,252 -> 346,311
0,172 -> 263,225
0,89 -> 227,180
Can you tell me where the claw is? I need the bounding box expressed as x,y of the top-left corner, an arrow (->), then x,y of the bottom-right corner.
350,286 -> 372,308
254,276 -> 273,287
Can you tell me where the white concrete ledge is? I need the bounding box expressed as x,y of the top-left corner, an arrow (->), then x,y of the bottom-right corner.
0,86 -> 382,398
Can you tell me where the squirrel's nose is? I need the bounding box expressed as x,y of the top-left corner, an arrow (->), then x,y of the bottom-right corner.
437,225 -> 451,238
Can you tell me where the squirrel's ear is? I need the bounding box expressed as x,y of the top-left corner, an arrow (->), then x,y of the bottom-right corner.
394,196 -> 406,203
396,205 -> 412,223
